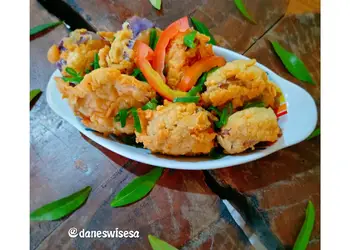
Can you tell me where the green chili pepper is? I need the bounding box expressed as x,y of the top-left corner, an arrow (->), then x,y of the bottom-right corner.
183,30 -> 197,48
173,96 -> 200,103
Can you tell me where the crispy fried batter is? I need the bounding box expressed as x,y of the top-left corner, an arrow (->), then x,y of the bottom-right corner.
47,29 -> 107,76
98,23 -> 135,74
136,101 -> 217,155
217,107 -> 280,154
56,68 -> 156,135
165,29 -> 214,89
201,59 -> 279,108
135,28 -> 162,46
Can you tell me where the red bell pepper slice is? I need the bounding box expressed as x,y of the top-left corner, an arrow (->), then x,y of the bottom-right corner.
134,41 -> 187,101
152,16 -> 190,81
177,56 -> 226,91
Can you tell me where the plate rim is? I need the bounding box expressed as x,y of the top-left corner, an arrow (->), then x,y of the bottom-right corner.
45,45 -> 318,170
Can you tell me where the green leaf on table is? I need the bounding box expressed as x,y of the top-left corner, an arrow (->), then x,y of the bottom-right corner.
30,89 -> 41,102
293,201 -> 316,250
148,235 -> 178,250
191,17 -> 216,45
149,0 -> 162,10
30,186 -> 91,221
306,128 -> 320,140
243,101 -> 265,109
271,41 -> 315,84
30,21 -> 64,36
233,0 -> 256,24
184,30 -> 197,48
149,28 -> 159,50
110,167 -> 163,207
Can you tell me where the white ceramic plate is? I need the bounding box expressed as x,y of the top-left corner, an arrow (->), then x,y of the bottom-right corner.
46,46 -> 317,170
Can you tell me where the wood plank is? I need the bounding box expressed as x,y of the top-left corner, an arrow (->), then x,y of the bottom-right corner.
30,2 -> 255,248
36,161 -> 253,249
210,13 -> 320,249
30,0 -> 128,248
63,0 -> 289,53
287,0 -> 320,14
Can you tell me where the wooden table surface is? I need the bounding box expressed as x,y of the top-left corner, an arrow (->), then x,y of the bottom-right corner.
30,0 -> 320,249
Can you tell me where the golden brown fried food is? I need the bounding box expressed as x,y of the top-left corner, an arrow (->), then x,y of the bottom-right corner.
135,28 -> 162,46
136,101 -> 217,156
98,23 -> 135,74
47,29 -> 107,75
165,29 -> 214,89
56,68 -> 156,135
201,59 -> 279,108
217,107 -> 280,154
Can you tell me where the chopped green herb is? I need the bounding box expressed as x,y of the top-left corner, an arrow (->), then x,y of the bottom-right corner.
130,107 -> 142,133
149,28 -> 159,50
243,101 -> 265,109
91,53 -> 100,70
183,30 -> 197,48
208,106 -> 222,116
119,109 -> 129,127
173,96 -> 200,103
142,98 -> 159,110
30,21 -> 64,36
208,66 -> 219,74
131,68 -> 142,77
209,147 -> 225,159
187,72 -> 207,96
215,107 -> 228,128
212,103 -> 234,129
62,67 -> 84,84
131,68 -> 147,82
191,17 -> 216,45
293,201 -> 315,250
187,67 -> 218,96
65,67 -> 78,76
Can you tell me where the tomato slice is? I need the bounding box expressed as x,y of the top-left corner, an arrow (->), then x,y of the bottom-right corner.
177,56 -> 226,91
134,41 -> 187,101
152,16 -> 190,81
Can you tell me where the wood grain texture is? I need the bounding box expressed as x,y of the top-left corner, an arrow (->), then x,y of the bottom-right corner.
36,162 -> 252,249
31,0 -> 321,249
63,0 -> 289,53
211,13 -> 320,249
287,0 -> 320,14
30,0 -> 127,248
30,1 -> 254,249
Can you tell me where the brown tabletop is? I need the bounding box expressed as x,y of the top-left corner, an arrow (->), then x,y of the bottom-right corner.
30,0 -> 320,249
